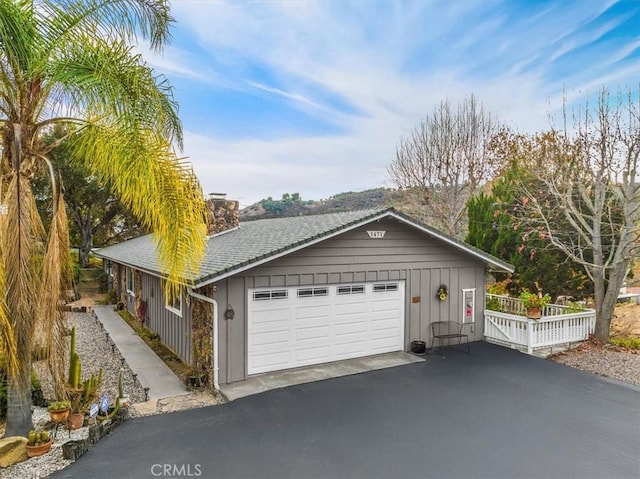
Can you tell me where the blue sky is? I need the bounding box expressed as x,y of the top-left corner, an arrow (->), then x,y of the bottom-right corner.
139,0 -> 640,207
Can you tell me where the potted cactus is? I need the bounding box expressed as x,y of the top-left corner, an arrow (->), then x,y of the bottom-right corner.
47,400 -> 71,424
65,327 -> 103,429
25,430 -> 53,457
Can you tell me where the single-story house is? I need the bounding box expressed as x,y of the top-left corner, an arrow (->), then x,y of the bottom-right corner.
96,196 -> 513,386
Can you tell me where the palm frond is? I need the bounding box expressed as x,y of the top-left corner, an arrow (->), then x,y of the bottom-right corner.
1,173 -> 45,387
36,193 -> 71,398
45,36 -> 182,146
0,207 -> 18,380
42,0 -> 173,53
70,122 -> 207,299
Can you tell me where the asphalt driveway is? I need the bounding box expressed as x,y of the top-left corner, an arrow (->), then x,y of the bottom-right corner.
52,342 -> 639,479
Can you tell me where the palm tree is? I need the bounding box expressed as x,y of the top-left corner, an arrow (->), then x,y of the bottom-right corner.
0,0 -> 207,436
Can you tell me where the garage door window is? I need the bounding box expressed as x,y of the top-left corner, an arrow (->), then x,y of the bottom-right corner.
297,287 -> 328,298
373,283 -> 398,292
253,289 -> 288,301
337,284 -> 365,295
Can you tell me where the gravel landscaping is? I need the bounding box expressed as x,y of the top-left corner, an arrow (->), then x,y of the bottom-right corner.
3,312 -> 146,479
549,339 -> 640,388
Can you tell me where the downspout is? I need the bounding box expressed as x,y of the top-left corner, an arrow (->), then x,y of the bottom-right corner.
186,287 -> 220,391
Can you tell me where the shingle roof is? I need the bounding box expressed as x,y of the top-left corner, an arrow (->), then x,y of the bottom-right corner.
95,207 -> 513,286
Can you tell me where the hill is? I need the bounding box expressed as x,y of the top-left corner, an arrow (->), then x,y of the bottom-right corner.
239,188 -> 404,220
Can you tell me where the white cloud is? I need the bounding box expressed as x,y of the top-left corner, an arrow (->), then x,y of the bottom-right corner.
151,0 -> 640,205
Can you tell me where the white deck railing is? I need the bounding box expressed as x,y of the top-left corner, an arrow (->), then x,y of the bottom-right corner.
484,295 -> 596,355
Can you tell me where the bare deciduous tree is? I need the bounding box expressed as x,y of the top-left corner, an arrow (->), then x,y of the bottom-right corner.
511,89 -> 639,341
388,95 -> 502,238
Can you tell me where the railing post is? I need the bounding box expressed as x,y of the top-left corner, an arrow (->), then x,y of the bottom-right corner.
526,319 -> 533,355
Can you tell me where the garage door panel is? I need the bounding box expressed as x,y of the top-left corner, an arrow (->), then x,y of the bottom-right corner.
295,304 -> 331,319
371,300 -> 402,312
334,341 -> 368,357
250,351 -> 291,372
251,330 -> 290,346
295,325 -> 331,341
370,318 -> 401,331
334,302 -> 368,316
248,282 -> 404,374
294,345 -> 332,363
335,321 -> 367,336
250,308 -> 290,324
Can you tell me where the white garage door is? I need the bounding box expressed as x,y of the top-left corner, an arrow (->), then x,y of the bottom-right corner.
247,281 -> 405,374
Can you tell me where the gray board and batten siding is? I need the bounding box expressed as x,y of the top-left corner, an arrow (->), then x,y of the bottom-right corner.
214,217 -> 488,384
98,208 -> 511,385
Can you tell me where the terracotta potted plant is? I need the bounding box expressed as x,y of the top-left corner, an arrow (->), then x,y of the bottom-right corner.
47,401 -> 71,424
519,291 -> 551,319
25,430 -> 53,457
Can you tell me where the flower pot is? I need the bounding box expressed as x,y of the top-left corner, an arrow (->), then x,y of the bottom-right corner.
526,307 -> 542,319
26,439 -> 53,457
410,340 -> 427,354
48,407 -> 70,424
67,412 -> 85,430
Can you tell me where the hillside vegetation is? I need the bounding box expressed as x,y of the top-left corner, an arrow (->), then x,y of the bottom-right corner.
240,189 -> 405,220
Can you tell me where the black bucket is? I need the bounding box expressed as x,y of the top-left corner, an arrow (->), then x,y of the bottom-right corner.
410,340 -> 426,354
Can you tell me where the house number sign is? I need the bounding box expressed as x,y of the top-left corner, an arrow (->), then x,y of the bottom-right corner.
367,231 -> 386,238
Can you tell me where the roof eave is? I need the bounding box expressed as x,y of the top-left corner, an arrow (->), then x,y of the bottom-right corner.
192,208 -> 513,288
192,209 -> 396,288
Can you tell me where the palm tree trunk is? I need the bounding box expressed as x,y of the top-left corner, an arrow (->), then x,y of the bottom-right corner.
3,370 -> 32,437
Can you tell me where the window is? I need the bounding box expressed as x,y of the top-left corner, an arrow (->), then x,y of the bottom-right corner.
462,288 -> 476,324
165,288 -> 182,316
373,283 -> 398,293
126,267 -> 135,294
105,260 -> 113,278
337,284 -> 365,295
253,290 -> 288,301
297,287 -> 328,298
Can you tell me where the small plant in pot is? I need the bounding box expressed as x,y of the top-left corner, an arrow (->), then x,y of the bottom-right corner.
26,429 -> 52,457
47,401 -> 71,424
519,290 -> 551,319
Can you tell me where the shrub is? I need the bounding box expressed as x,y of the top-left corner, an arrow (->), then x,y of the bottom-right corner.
610,337 -> 640,349
486,296 -> 503,312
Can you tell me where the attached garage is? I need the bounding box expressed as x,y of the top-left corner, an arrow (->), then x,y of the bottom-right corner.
97,203 -> 513,386
247,282 -> 405,374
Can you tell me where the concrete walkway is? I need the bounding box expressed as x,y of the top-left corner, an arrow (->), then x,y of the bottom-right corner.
92,305 -> 188,401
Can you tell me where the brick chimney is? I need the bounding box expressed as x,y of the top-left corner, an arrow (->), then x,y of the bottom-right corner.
206,193 -> 239,235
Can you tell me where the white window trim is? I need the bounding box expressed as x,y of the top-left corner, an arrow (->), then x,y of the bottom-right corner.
126,267 -> 135,296
164,284 -> 183,316
462,288 -> 476,324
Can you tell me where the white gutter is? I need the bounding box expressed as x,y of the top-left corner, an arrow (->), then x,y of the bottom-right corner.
186,287 -> 220,390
